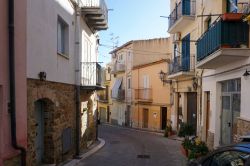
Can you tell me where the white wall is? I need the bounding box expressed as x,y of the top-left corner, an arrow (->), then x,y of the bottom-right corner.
27,0 -> 76,84
202,58 -> 250,147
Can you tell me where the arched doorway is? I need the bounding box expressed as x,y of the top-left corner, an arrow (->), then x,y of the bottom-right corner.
34,98 -> 55,165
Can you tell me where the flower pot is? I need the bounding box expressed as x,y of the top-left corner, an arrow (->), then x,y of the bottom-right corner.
222,13 -> 243,21
180,145 -> 188,157
221,44 -> 232,48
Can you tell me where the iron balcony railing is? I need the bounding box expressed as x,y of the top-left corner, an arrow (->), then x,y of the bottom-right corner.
168,0 -> 196,30
111,89 -> 125,101
169,55 -> 195,75
134,88 -> 153,102
111,62 -> 125,73
81,62 -> 102,87
197,18 -> 249,62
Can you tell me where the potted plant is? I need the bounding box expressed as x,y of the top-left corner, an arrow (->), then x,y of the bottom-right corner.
188,137 -> 209,160
178,123 -> 195,157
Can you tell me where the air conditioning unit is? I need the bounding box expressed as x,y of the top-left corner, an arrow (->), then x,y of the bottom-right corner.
173,33 -> 181,43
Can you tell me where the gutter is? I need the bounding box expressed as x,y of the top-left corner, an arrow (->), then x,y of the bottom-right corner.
74,0 -> 81,157
8,0 -> 26,165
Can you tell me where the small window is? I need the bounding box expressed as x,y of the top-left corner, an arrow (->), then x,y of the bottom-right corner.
57,16 -> 69,57
127,78 -> 131,89
227,0 -> 238,13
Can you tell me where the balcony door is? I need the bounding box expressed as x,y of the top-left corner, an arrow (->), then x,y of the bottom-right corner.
181,34 -> 190,71
182,0 -> 191,15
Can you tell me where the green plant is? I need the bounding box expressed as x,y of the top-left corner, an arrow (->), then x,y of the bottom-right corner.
187,137 -> 209,160
164,120 -> 173,137
178,123 -> 195,138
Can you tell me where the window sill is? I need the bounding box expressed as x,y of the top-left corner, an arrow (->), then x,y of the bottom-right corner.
57,52 -> 69,60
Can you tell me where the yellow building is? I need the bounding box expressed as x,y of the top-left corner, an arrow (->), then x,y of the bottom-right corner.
97,63 -> 112,123
168,0 -> 200,135
132,60 -> 172,131
109,38 -> 172,131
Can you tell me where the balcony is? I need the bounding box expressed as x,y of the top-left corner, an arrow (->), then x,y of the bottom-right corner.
168,55 -> 195,79
134,88 -> 153,102
111,89 -> 125,101
196,17 -> 250,69
81,62 -> 104,90
80,0 -> 108,31
168,0 -> 196,33
98,94 -> 108,103
111,62 -> 125,73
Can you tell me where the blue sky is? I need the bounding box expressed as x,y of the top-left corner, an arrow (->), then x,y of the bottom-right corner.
98,0 -> 171,65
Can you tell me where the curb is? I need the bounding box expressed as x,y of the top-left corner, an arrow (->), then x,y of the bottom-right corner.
102,123 -> 164,136
63,138 -> 105,166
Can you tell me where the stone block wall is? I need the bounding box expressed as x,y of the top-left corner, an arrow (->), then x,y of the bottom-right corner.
235,118 -> 250,142
27,79 -> 76,165
206,131 -> 214,150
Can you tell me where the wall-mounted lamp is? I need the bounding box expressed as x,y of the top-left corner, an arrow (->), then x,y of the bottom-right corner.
158,70 -> 172,85
243,69 -> 250,77
38,71 -> 47,81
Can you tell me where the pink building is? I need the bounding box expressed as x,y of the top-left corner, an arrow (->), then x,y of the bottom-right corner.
0,0 -> 27,165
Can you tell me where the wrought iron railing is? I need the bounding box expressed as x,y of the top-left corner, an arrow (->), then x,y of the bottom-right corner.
134,88 -> 153,102
111,89 -> 125,101
111,62 -> 125,73
80,62 -> 102,86
197,18 -> 249,62
169,55 -> 195,75
168,0 -> 196,30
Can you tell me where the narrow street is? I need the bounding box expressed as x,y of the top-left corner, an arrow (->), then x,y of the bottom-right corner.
78,125 -> 185,166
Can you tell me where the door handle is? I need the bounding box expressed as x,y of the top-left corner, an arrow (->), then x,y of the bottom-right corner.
228,122 -> 231,127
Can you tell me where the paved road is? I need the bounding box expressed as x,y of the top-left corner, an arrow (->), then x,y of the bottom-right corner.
78,125 -> 186,166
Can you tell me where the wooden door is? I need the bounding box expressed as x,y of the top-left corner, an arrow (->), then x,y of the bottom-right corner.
143,108 -> 149,128
161,107 -> 167,130
187,93 -> 197,133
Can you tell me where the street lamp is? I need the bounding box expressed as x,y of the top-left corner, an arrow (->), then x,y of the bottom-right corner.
158,70 -> 172,85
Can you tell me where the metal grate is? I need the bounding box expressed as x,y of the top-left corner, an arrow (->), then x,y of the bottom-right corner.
62,128 -> 72,154
137,155 -> 150,159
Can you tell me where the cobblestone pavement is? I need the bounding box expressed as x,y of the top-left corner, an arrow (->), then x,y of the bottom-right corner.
78,124 -> 186,166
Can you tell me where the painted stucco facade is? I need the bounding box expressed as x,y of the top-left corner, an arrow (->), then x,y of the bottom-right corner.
110,38 -> 172,130
0,0 -> 27,165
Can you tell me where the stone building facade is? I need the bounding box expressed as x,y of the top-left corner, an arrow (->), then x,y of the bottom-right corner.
27,79 -> 76,164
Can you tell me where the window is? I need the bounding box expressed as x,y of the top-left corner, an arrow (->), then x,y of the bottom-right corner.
227,0 -> 238,13
206,17 -> 212,31
127,77 -> 131,89
57,16 -> 69,56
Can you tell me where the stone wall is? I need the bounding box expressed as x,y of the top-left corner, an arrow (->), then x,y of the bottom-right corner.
27,79 -> 76,165
206,131 -> 214,150
235,118 -> 250,142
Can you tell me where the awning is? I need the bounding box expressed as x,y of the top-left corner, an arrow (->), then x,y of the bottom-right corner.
111,78 -> 122,98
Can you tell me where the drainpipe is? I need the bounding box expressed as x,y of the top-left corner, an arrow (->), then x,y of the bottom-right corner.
8,0 -> 26,165
74,0 -> 81,157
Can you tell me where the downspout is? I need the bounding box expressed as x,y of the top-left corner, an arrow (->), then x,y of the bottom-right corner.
74,0 -> 81,157
8,0 -> 26,165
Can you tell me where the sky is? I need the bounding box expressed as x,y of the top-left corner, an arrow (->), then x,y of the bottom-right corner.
98,0 -> 171,65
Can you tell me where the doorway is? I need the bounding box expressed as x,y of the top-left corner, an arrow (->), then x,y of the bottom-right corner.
35,100 -> 45,164
107,106 -> 110,123
206,92 -> 210,142
125,105 -> 131,127
221,79 -> 241,145
187,92 -> 197,133
143,108 -> 149,128
161,107 -> 167,130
